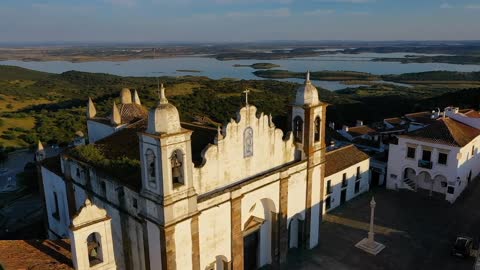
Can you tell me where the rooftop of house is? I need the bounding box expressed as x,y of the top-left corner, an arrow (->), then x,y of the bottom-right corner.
345,125 -> 377,137
325,144 -> 370,177
399,117 -> 480,147
0,239 -> 72,270
404,111 -> 438,125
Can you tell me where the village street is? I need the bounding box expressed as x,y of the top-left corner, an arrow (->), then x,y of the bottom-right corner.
285,181 -> 480,270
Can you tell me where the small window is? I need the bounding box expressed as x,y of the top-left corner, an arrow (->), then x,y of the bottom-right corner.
326,180 -> 332,194
356,167 -> 361,180
325,196 -> 331,210
342,173 -> 347,187
52,191 -> 60,220
355,181 -> 360,194
100,181 -> 106,194
472,145 -> 475,156
146,149 -> 156,184
447,186 -> 455,194
132,198 -> 138,209
422,150 -> 431,161
407,147 -> 416,159
438,153 -> 448,165
314,117 -> 321,142
76,167 -> 81,177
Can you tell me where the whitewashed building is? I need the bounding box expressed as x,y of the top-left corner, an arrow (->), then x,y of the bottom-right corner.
38,73 -> 371,270
387,107 -> 480,203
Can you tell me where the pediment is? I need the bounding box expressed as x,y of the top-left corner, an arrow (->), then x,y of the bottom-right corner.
243,215 -> 265,233
72,199 -> 109,228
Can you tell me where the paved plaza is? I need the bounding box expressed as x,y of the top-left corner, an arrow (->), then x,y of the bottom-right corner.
284,181 -> 480,270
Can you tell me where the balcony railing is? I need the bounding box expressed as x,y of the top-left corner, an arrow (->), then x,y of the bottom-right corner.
418,160 -> 433,169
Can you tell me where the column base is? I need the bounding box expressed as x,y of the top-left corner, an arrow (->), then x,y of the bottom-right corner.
355,238 -> 386,255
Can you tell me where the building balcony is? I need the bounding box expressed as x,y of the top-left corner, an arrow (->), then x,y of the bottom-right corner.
418,160 -> 433,169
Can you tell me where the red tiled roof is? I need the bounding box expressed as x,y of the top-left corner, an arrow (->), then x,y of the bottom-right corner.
384,117 -> 404,125
325,145 -> 370,177
0,239 -> 72,270
400,117 -> 480,147
464,110 -> 480,118
118,103 -> 148,124
405,111 -> 437,125
347,125 -> 376,137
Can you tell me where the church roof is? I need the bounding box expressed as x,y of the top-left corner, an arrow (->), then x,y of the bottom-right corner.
67,119 -> 217,192
117,103 -> 148,124
325,145 -> 370,177
399,117 -> 480,147
0,239 -> 72,270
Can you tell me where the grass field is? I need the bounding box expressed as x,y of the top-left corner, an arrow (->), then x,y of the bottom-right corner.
0,94 -> 53,112
0,117 -> 35,147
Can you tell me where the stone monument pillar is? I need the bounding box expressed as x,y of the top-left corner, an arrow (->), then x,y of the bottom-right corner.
355,197 -> 386,255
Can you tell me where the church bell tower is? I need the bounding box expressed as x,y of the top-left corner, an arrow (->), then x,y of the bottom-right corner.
291,71 -> 327,249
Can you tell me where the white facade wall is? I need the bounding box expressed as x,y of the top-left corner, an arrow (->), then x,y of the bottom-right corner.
323,158 -> 370,213
198,201 -> 232,269
387,136 -> 480,202
41,167 -> 70,238
193,106 -> 297,195
87,120 -> 125,143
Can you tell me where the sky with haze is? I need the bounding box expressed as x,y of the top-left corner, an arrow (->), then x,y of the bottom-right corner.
1,0 -> 480,43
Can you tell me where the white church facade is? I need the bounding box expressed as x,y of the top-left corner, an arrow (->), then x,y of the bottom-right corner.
38,73 -> 371,270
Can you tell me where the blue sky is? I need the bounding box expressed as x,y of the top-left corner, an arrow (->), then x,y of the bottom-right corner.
1,0 -> 480,42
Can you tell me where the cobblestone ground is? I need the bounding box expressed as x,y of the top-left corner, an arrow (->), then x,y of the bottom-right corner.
284,180 -> 480,270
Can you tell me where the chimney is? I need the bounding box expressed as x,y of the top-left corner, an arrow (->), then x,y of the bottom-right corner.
342,125 -> 349,132
356,120 -> 364,127
111,101 -> 121,126
329,122 -> 335,130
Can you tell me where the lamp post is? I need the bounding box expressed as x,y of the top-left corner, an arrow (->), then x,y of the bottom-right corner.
368,197 -> 376,245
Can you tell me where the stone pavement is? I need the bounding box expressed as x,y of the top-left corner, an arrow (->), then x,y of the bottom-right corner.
283,180 -> 480,270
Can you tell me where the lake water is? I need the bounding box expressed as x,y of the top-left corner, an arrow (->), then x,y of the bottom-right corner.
1,52 -> 480,91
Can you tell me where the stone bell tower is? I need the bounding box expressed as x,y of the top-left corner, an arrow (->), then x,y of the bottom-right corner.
69,199 -> 117,270
291,71 -> 327,249
138,84 -> 198,270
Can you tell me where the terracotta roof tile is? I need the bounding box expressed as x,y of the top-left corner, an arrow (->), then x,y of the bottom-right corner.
325,145 -> 370,177
118,103 -> 148,124
405,111 -> 437,125
0,239 -> 72,270
400,118 -> 480,147
347,125 -> 376,137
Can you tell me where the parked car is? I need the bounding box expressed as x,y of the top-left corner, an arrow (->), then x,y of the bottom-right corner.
451,236 -> 473,258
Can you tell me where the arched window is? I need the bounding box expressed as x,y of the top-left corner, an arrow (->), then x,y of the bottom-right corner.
52,191 -> 60,220
171,150 -> 184,186
314,116 -> 321,142
244,127 -> 254,158
145,149 -> 156,184
87,233 -> 103,267
293,116 -> 303,143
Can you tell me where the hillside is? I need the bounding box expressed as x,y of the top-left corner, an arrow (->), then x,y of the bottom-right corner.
1,65 -> 480,149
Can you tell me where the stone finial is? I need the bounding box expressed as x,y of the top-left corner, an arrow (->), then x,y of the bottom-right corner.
306,71 -> 311,83
87,97 -> 97,119
133,89 -> 141,105
120,88 -> 132,104
37,140 -> 44,151
159,84 -> 168,105
111,101 -> 121,125
217,126 -> 224,140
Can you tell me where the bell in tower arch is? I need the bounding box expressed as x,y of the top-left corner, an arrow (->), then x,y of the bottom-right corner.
171,150 -> 184,185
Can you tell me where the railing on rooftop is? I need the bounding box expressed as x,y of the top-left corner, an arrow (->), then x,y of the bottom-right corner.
418,160 -> 433,169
